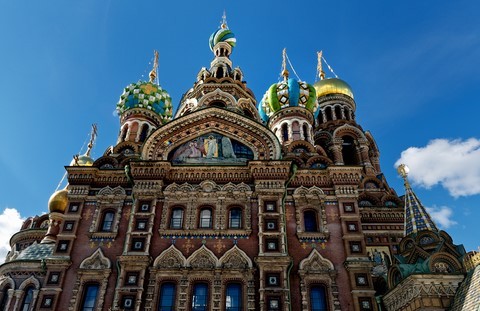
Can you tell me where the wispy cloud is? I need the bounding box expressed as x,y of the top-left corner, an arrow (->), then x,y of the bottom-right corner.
0,208 -> 24,264
395,138 -> 480,197
426,205 -> 457,229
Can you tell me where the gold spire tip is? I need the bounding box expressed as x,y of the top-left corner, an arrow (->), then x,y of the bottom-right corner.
221,10 -> 228,29
85,123 -> 98,157
317,51 -> 325,80
281,48 -> 289,80
149,50 -> 159,83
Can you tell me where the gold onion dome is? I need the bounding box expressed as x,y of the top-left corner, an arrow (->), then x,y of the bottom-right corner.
70,154 -> 94,166
313,77 -> 354,99
48,189 -> 68,213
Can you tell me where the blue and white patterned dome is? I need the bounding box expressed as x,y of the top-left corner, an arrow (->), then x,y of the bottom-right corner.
116,81 -> 173,124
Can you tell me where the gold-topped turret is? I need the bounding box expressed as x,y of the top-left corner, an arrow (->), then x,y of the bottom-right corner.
71,124 -> 97,166
149,50 -> 159,83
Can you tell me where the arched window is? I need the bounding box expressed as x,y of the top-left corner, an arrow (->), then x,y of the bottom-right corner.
225,283 -> 242,311
334,106 -> 342,120
0,285 -> 10,311
210,101 -> 226,108
282,123 -> 289,142
139,124 -> 149,142
170,208 -> 184,229
21,286 -> 34,311
80,283 -> 99,311
158,282 -> 176,311
199,208 -> 212,229
325,107 -> 333,121
310,285 -> 327,311
341,136 -> 358,165
229,208 -> 242,229
121,125 -> 128,142
292,121 -> 301,140
100,211 -> 115,232
192,283 -> 208,311
304,210 -> 318,232
303,124 -> 309,141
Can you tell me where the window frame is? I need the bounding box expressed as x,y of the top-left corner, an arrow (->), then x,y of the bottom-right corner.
309,284 -> 328,311
228,207 -> 242,229
303,210 -> 318,232
199,208 -> 213,229
100,210 -> 115,232
191,282 -> 209,311
169,207 -> 184,229
158,282 -> 176,311
80,283 -> 99,311
225,283 -> 242,311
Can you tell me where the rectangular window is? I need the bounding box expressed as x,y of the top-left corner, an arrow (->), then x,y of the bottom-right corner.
347,222 -> 358,232
69,203 -> 80,213
192,283 -> 208,311
265,220 -> 277,231
355,274 -> 369,286
310,285 -> 327,311
225,283 -> 242,311
139,202 -> 151,213
57,241 -> 70,252
229,209 -> 242,229
131,238 -> 145,251
343,203 -> 355,213
41,295 -> 54,308
47,272 -> 60,285
64,221 -> 75,231
266,239 -> 278,252
81,284 -> 99,311
170,208 -> 184,229
136,219 -> 148,231
125,272 -> 138,286
267,297 -> 280,311
158,282 -> 176,311
359,298 -> 372,310
266,274 -> 280,287
350,242 -> 362,253
122,296 -> 134,310
265,202 -> 276,212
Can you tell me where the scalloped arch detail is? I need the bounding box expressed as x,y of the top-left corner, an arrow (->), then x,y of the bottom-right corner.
153,245 -> 187,268
219,245 -> 253,269
186,245 -> 219,269
333,123 -> 366,140
299,249 -> 334,273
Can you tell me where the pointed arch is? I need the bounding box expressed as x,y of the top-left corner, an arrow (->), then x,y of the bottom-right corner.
80,248 -> 111,270
186,245 -> 219,269
299,249 -> 334,273
18,276 -> 40,290
219,245 -> 253,269
153,245 -> 187,269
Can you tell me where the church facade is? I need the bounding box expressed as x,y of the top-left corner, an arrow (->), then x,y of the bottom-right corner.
0,18 -> 476,311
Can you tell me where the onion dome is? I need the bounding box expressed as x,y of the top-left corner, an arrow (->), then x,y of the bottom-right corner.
258,77 -> 317,122
209,18 -> 236,51
48,189 -> 68,213
69,154 -> 94,166
116,81 -> 173,124
313,77 -> 354,99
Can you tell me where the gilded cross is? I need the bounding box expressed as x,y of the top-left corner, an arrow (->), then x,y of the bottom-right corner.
213,239 -> 226,253
327,209 -> 339,221
301,242 -> 307,250
285,209 -> 294,222
123,209 -> 131,220
84,209 -> 92,220
183,239 -> 194,254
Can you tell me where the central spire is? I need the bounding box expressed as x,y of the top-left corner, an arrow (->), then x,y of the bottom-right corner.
397,164 -> 438,236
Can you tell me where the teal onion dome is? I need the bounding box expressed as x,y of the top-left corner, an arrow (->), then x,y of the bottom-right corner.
258,78 -> 318,122
209,27 -> 236,51
116,81 -> 173,124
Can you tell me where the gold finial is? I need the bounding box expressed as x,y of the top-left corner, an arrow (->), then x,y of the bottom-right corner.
73,154 -> 79,166
85,123 -> 98,157
281,48 -> 289,81
397,164 -> 411,187
317,51 -> 325,80
221,10 -> 228,29
149,50 -> 159,83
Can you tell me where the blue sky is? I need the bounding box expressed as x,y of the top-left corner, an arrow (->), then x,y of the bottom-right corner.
0,1 -> 479,256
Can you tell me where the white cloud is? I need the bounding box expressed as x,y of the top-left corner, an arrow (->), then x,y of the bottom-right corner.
395,138 -> 480,197
426,206 -> 457,229
0,208 -> 24,264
